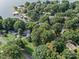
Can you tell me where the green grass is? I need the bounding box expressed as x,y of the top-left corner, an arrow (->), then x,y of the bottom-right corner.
22,37 -> 36,55
3,33 -> 16,41
2,33 -> 35,55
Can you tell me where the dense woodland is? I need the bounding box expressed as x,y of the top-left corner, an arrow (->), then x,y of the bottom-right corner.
1,0 -> 79,59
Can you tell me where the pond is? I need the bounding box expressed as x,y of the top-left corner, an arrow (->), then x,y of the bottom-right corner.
0,0 -> 75,18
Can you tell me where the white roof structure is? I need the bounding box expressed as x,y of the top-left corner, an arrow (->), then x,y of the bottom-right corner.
12,11 -> 19,15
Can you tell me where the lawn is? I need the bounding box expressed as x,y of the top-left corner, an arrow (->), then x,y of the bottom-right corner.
22,37 -> 36,55
2,33 -> 35,55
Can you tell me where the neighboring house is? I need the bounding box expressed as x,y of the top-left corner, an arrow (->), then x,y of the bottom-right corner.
66,40 -> 78,53
13,11 -> 19,16
66,43 -> 77,51
23,30 -> 31,37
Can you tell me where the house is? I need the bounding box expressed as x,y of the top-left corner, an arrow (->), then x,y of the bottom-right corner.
66,40 -> 78,53
23,30 -> 31,37
13,11 -> 19,16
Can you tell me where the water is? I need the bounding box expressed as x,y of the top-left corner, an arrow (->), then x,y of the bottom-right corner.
0,0 -> 39,18
0,0 -> 76,18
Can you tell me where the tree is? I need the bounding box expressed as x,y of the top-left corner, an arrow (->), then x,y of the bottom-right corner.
52,23 -> 63,36
76,48 -> 79,59
26,22 -> 36,32
18,28 -> 23,35
31,23 -> 56,46
52,39 -> 66,54
69,2 -> 76,9
44,3 -> 59,13
50,16 -> 64,24
64,9 -> 76,17
59,0 -> 69,12
75,1 -> 79,12
65,17 -> 79,29
14,6 -> 18,11
14,38 -> 26,49
0,16 -> 3,19
39,15 -> 49,22
24,2 -> 30,7
2,18 -> 16,32
32,45 -> 59,59
14,20 -> 25,31
61,49 -> 77,59
62,30 -> 79,44
27,3 -> 35,10
28,11 -> 39,21
0,19 -> 3,30
0,44 -> 24,59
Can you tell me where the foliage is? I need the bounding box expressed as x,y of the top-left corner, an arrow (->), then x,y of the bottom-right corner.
52,39 -> 66,54
0,19 -> 3,30
1,0 -> 79,59
32,45 -> 59,59
0,44 -> 24,59
2,18 -> 15,31
14,20 -> 25,31
62,30 -> 79,44
65,17 -> 79,29
61,49 -> 77,59
31,23 -> 56,46
52,23 -> 63,36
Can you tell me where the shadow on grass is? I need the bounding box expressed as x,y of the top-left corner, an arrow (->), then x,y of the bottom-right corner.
24,46 -> 34,55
